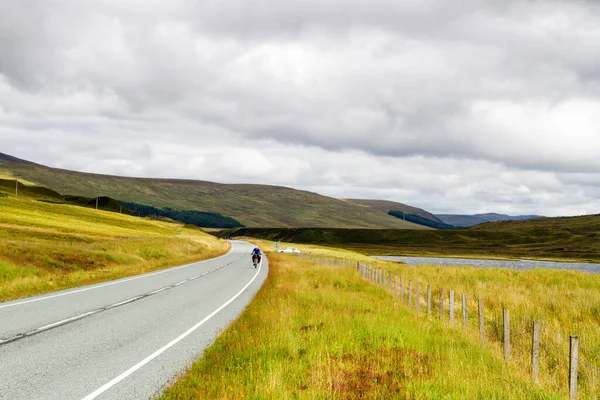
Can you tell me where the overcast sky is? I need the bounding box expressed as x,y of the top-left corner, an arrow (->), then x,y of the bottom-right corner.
1,0 -> 600,216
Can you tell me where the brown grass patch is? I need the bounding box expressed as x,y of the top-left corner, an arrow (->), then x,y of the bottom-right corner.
308,347 -> 433,399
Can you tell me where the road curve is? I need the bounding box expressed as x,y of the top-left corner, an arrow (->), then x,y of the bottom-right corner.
0,240 -> 268,400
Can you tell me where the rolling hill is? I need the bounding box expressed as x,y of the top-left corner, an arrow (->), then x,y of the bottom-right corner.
224,212 -> 600,261
0,179 -> 226,301
0,152 -> 431,229
342,199 -> 443,222
436,213 -> 543,227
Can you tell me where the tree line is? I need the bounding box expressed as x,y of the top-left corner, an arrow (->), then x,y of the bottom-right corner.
121,201 -> 244,229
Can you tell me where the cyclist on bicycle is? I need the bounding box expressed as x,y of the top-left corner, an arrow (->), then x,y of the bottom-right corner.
251,247 -> 262,265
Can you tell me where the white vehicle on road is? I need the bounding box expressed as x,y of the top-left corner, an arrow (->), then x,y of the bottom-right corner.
278,247 -> 301,254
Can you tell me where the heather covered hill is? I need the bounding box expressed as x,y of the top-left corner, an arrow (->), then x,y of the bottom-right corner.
437,213 -> 543,227
342,198 -> 442,222
0,153 -> 428,229
224,212 -> 600,261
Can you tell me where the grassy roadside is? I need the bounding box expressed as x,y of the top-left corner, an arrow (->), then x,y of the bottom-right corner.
266,240 -> 600,397
161,251 -> 557,399
0,194 -> 228,302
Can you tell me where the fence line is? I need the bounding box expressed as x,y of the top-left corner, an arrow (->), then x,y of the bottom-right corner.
299,254 -> 600,398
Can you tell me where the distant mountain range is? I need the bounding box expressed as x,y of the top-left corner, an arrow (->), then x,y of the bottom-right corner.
436,213 -> 543,228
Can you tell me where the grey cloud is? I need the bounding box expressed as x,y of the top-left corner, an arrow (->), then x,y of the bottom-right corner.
1,0 -> 600,216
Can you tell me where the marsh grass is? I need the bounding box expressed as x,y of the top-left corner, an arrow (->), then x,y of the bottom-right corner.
367,263 -> 600,398
0,194 -> 227,301
160,251 -> 557,399
262,240 -> 600,398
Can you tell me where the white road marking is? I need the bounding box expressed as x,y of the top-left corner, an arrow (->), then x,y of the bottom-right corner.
106,296 -> 143,309
81,258 -> 264,400
0,242 -> 235,310
0,246 -> 243,346
35,311 -> 98,332
147,287 -> 168,295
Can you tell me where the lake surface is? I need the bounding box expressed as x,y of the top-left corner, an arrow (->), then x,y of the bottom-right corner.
373,256 -> 600,274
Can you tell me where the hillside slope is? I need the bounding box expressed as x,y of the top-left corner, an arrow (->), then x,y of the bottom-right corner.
0,153 -> 427,229
343,199 -> 442,222
224,212 -> 600,260
0,184 -> 226,301
467,213 -> 594,233
437,213 -> 543,227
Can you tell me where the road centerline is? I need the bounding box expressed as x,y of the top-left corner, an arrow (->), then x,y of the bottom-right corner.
80,258 -> 264,400
0,253 -> 238,346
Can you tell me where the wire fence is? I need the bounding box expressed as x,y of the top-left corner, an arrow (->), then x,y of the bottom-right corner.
299,253 -> 599,399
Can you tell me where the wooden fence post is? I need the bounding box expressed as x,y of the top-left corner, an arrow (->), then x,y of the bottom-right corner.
394,275 -> 398,299
408,280 -> 413,307
401,277 -> 405,301
439,288 -> 444,319
462,293 -> 467,327
532,321 -> 541,384
479,299 -> 485,346
416,283 -> 421,312
449,290 -> 455,323
388,271 -> 392,292
503,308 -> 510,361
427,285 -> 432,317
570,335 -> 579,400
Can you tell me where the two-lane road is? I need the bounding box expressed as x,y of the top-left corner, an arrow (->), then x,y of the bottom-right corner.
0,240 -> 268,400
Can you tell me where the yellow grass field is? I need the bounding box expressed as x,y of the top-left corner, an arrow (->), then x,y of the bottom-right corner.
276,240 -> 600,398
0,194 -> 228,301
161,247 -> 561,399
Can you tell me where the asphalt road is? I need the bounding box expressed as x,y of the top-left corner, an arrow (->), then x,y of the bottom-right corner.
0,240 -> 268,400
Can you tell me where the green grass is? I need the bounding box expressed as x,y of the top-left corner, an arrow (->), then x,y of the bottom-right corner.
0,154 -> 427,229
0,191 -> 227,301
160,252 -> 557,399
223,222 -> 600,261
256,240 -> 600,397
